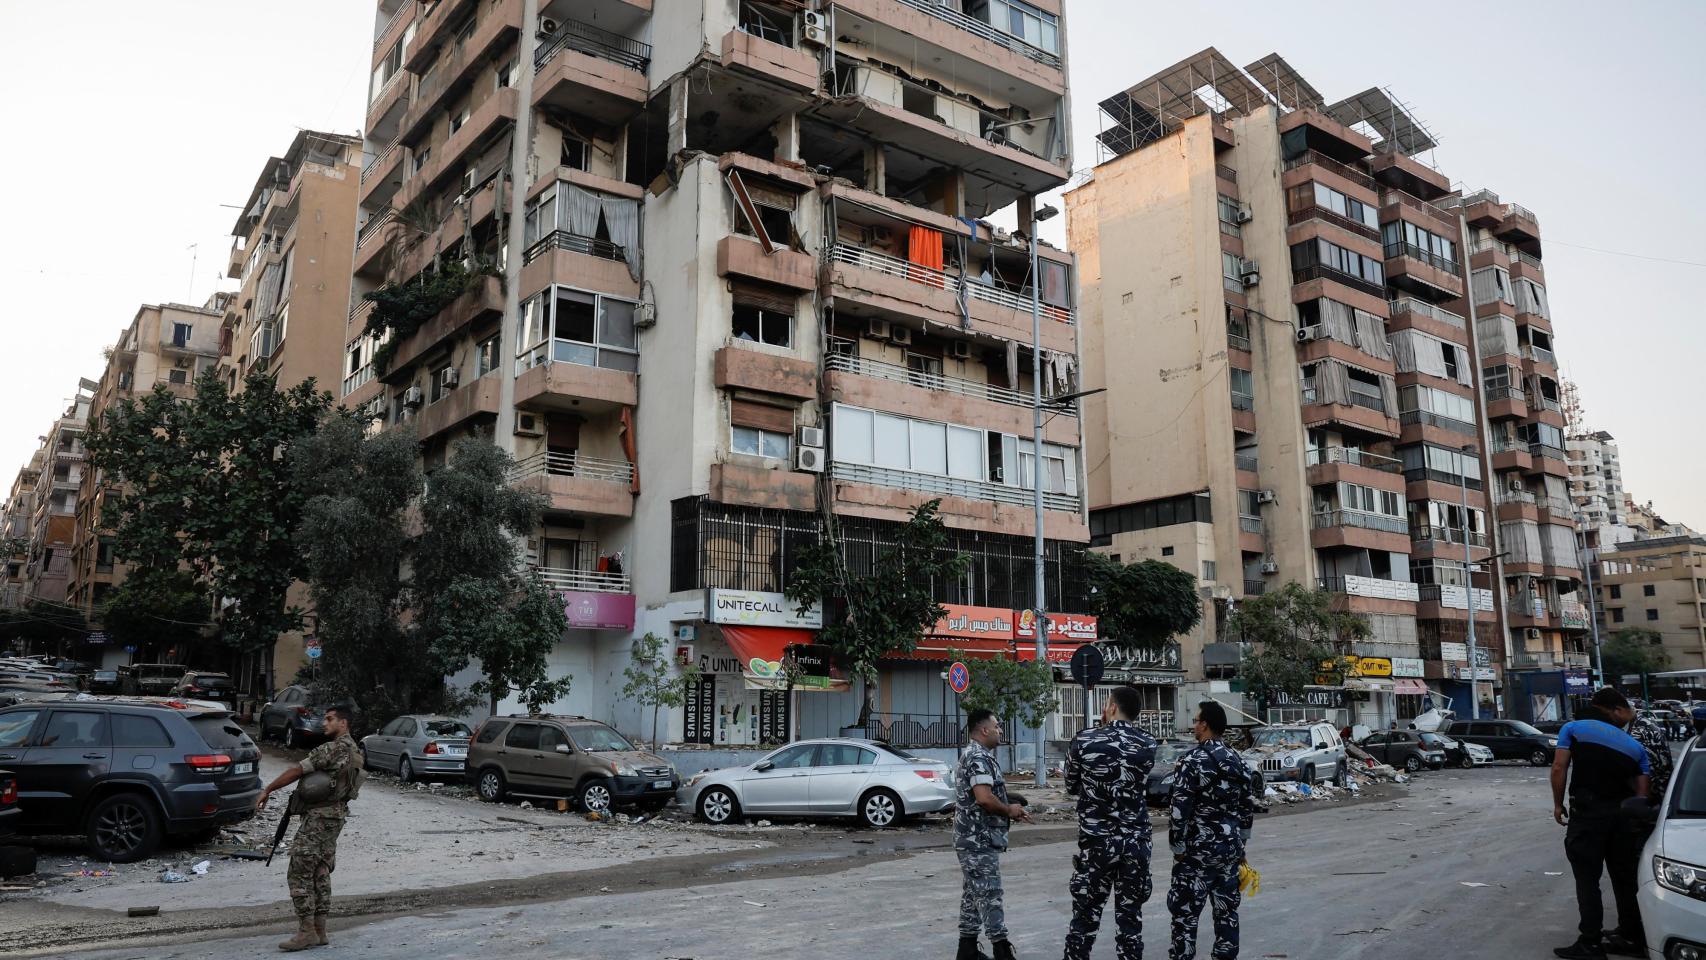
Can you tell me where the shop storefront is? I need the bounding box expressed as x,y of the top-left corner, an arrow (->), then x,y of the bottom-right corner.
1392,658 -> 1428,722
1055,640 -> 1184,740
678,589 -> 839,747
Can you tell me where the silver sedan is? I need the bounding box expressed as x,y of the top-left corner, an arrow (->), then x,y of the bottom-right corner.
361,715 -> 473,782
676,738 -> 954,828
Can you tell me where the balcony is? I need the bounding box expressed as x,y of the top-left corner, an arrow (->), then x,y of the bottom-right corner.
1238,515 -> 1262,535
1304,446 -> 1405,490
710,460 -> 817,513
1312,509 -> 1410,552
372,1 -> 411,57
366,67 -> 410,140
525,229 -> 628,267
395,86 -> 520,211
830,461 -> 1077,513
1399,409 -> 1478,440
717,344 -> 817,401
532,564 -> 631,596
404,0 -> 478,74
1298,379 -> 1398,439
1383,240 -> 1464,298
381,275 -> 505,383
1287,204 -> 1380,243
719,27 -> 819,92
509,451 -> 635,518
411,371 -> 501,439
360,138 -> 406,206
1371,151 -> 1452,202
1410,525 -> 1488,549
514,358 -> 638,414
1290,262 -> 1386,301
825,346 -> 1072,418
1283,150 -> 1377,194
1523,344 -> 1558,368
718,235 -> 815,291
829,461 -> 1084,540
1387,297 -> 1465,334
535,17 -> 651,123
880,0 -> 1062,70
1483,385 -> 1528,421
1417,583 -> 1496,613
1320,575 -> 1421,602
1316,509 -> 1408,535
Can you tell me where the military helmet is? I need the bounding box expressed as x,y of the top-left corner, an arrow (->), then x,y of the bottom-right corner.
296,771 -> 336,805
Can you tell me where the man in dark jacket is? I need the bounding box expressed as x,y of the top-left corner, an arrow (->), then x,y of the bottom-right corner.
1063,685 -> 1158,960
1167,701 -> 1257,960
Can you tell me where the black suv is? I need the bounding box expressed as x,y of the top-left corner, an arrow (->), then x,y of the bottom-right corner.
0,699 -> 262,862
1444,718 -> 1559,766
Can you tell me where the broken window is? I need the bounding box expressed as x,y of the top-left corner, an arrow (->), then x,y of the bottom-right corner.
738,1 -> 794,46
732,304 -> 792,347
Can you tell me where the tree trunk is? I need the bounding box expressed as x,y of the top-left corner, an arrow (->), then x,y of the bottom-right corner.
488,689 -> 500,718
652,702 -> 661,751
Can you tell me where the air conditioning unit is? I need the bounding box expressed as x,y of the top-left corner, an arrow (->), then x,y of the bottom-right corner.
864,318 -> 891,340
1509,478 -> 1525,492
438,367 -> 459,390
801,10 -> 828,46
949,341 -> 974,360
402,386 -> 424,407
888,326 -> 913,346
796,445 -> 826,473
1235,205 -> 1254,224
1239,259 -> 1260,286
514,412 -> 544,437
633,301 -> 657,329
1259,560 -> 1279,575
537,16 -> 559,37
1296,327 -> 1319,343
1525,628 -> 1542,641
1256,489 -> 1276,504
397,407 -> 414,424
797,426 -> 825,449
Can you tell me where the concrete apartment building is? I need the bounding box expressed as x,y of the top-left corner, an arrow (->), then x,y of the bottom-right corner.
1068,48 -> 1589,728
1567,429 -> 1630,554
343,0 -> 1093,750
2,452 -> 44,611
14,388 -> 95,612
1597,535 -> 1706,673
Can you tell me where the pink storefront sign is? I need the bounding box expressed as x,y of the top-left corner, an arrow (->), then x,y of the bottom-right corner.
561,591 -> 636,631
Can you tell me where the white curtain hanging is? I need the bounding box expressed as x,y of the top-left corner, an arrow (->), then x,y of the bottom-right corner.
564,186 -> 601,237
1353,309 -> 1391,360
600,196 -> 641,281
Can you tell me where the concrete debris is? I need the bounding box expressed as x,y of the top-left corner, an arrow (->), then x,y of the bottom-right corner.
191,860 -> 210,876
159,870 -> 190,884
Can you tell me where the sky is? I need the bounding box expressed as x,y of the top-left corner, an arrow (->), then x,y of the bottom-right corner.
1,1 -> 1700,528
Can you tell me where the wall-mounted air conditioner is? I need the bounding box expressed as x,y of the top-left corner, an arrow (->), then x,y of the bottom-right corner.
402,386 -> 424,407
514,412 -> 543,437
864,318 -> 891,340
1239,259 -> 1260,287
801,10 -> 828,46
1296,327 -> 1319,343
796,445 -> 825,473
888,326 -> 913,347
1256,489 -> 1276,504
797,426 -> 825,449
1259,560 -> 1279,574
949,341 -> 974,360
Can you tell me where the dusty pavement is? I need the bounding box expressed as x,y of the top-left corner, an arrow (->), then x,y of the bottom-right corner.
24,763 -> 1580,960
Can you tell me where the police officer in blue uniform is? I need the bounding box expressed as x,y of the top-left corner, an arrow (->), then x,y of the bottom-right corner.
1062,685 -> 1158,960
956,708 -> 1031,960
1167,700 -> 1257,960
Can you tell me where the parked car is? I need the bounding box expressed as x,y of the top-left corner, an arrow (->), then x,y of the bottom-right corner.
1444,719 -> 1558,766
362,715 -> 472,783
87,669 -> 124,694
257,684 -> 327,749
1638,736 -> 1706,960
125,664 -> 185,697
0,768 -> 17,837
1531,720 -> 1566,736
677,738 -> 952,828
0,698 -> 261,862
1423,731 -> 1491,768
1242,723 -> 1348,786
1358,730 -> 1445,773
469,715 -> 679,814
0,681 -> 72,707
169,671 -> 236,709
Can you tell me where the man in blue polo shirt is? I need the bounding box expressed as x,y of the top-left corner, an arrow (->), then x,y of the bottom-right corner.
1550,688 -> 1651,960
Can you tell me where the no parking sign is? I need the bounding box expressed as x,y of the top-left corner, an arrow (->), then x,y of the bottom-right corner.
948,661 -> 970,694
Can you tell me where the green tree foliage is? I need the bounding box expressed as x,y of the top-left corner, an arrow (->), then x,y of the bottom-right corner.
1602,628 -> 1670,680
954,651 -> 1058,769
622,632 -> 702,749
415,438 -> 571,715
100,570 -> 208,654
0,600 -> 90,649
786,499 -> 970,722
1228,582 -> 1371,708
86,371 -> 333,690
363,259 -> 499,375
1083,552 -> 1202,648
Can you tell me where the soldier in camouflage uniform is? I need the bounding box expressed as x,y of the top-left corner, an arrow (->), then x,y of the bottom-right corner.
955,708 -> 1031,960
1623,703 -> 1674,803
1167,701 -> 1256,960
1062,685 -> 1157,960
258,702 -> 362,952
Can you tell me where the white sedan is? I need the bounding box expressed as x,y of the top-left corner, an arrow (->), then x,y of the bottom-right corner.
677,738 -> 953,828
1639,737 -> 1706,960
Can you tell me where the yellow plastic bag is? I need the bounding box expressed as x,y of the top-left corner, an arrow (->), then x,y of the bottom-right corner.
1238,862 -> 1261,897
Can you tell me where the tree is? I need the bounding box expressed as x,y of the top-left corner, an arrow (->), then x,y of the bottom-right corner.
414,437 -> 571,715
1228,582 -> 1371,710
363,258 -> 500,375
622,632 -> 702,749
1602,628 -> 1669,682
954,651 -> 1059,770
1083,552 -> 1202,649
786,499 -> 970,724
100,569 -> 209,656
86,371 -> 333,692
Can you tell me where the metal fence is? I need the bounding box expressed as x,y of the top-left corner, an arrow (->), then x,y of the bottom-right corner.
535,17 -> 652,73
856,712 -> 963,749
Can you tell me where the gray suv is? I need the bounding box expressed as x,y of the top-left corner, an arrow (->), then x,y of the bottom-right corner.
467,715 -> 678,813
1243,722 -> 1349,785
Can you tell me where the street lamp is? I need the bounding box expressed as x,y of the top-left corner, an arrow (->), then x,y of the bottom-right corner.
1028,202 -> 1058,788
1459,443 -> 1481,720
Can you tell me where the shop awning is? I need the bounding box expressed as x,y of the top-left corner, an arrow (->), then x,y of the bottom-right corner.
1393,678 -> 1429,695
719,625 -> 850,692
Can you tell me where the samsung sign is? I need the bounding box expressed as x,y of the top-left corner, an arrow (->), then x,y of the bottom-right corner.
706,589 -> 823,629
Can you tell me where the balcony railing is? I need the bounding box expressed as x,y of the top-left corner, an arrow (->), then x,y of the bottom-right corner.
830,461 -> 1079,512
342,364 -> 376,398
889,0 -> 1062,68
1216,163 -> 1237,183
1383,241 -> 1463,276
828,243 -> 1074,324
1306,446 -> 1402,472
1528,442 -> 1567,463
1290,263 -> 1388,300
357,210 -> 395,249
1484,384 -> 1527,406
1537,497 -> 1574,514
1515,250 -> 1544,271
367,66 -> 406,111
1316,509 -> 1408,535
1238,515 -> 1263,534
1472,236 -> 1512,258
1524,345 -> 1557,367
1497,488 -> 1537,506
1418,582 -> 1496,612
1230,391 -> 1254,411
823,348 -> 1074,416
1530,396 -> 1563,415
534,16 -> 651,74
1319,575 -> 1420,602
1234,453 -> 1259,473
373,3 -> 408,51
532,564 -> 631,595
1399,409 -> 1478,437
1288,205 -> 1380,242
1388,297 -> 1465,330
1283,150 -> 1376,192
1410,524 -> 1488,548
510,451 -> 636,485
1347,387 -> 1386,413
361,139 -> 401,184
1504,203 -> 1539,225
524,229 -> 627,265
1243,579 -> 1267,596
1380,189 -> 1458,231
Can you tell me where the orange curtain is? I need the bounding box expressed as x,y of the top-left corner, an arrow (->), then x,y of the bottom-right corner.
907,225 -> 945,288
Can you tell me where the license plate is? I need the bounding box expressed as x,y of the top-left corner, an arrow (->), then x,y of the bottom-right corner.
234,762 -> 254,775
653,779 -> 672,789
446,748 -> 466,756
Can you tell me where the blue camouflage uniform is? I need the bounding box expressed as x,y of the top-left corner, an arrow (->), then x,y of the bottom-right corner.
1627,712 -> 1674,802
1166,738 -> 1257,960
955,740 -> 1012,944
1063,719 -> 1158,960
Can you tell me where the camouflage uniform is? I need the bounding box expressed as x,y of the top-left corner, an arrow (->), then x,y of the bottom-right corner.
1627,713 -> 1673,802
288,734 -> 357,925
954,740 -> 1011,943
1063,719 -> 1158,960
1166,738 -> 1256,960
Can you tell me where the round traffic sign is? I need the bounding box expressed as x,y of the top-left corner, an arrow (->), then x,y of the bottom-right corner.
948,661 -> 970,694
1069,644 -> 1105,688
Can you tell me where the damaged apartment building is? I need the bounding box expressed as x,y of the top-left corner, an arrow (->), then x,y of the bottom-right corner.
345,0 -> 1099,752
1070,48 -> 1590,731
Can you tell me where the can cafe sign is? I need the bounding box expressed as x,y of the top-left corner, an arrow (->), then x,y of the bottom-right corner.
1097,641 -> 1184,672
1315,656 -> 1392,684
1269,688 -> 1348,708
706,589 -> 823,629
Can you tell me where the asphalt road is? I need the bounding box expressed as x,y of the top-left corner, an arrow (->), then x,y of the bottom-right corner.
56,763 -> 1601,960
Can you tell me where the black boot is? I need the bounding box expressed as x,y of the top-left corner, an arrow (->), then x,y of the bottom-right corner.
957,936 -> 991,960
991,940 -> 1017,960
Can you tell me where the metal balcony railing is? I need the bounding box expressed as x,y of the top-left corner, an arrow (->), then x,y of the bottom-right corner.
829,461 -> 1079,512
889,0 -> 1062,68
1388,297 -> 1465,330
1384,241 -> 1463,276
1515,250 -> 1544,271
1230,391 -> 1254,411
1316,509 -> 1408,535
357,210 -> 395,249
1380,189 -> 1458,230
1243,579 -> 1267,596
531,564 -> 631,595
510,451 -> 636,485
1347,388 -> 1387,413
1283,150 -> 1376,192
1472,236 -> 1512,257
524,230 -> 626,265
1290,263 -> 1387,300
1238,515 -> 1263,534
828,244 -> 1074,324
1528,442 -> 1567,462
373,3 -> 408,51
1525,345 -> 1557,367
1289,205 -> 1380,242
1504,202 -> 1539,225
362,139 -> 401,184
823,348 -> 1073,415
535,17 -> 651,74
367,66 -> 406,111
1216,163 -> 1237,183
1484,384 -> 1527,406
1399,409 -> 1478,437
1234,453 -> 1259,473
1305,447 -> 1403,472
1410,524 -> 1488,548
1319,575 -> 1420,602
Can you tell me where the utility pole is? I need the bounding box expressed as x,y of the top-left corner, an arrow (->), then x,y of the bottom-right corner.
1460,444 -> 1480,720
1028,203 -> 1058,789
495,0 -> 539,452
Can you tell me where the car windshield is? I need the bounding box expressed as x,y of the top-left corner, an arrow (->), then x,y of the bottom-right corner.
1419,733 -> 1447,747
1508,721 -> 1544,736
1156,742 -> 1194,763
567,724 -> 635,752
1250,729 -> 1310,749
424,720 -> 472,738
196,676 -> 232,688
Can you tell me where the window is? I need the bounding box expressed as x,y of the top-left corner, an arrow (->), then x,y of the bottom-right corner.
476,335 -> 500,376
905,353 -> 942,380
738,1 -> 795,45
1440,343 -> 1460,380
1609,585 -> 1622,600
519,287 -> 640,372
1229,368 -> 1253,409
831,403 -> 995,484
1287,182 -> 1378,230
112,714 -> 173,747
1646,609 -> 1660,621
1237,489 -> 1262,518
1217,194 -> 1242,237
430,363 -> 456,402
1160,545 -> 1174,556
1381,220 -> 1458,270
474,721 -> 507,744
815,743 -> 876,766
1643,584 -> 1656,597
1612,608 -> 1625,624
1472,266 -> 1513,307
563,135 -> 588,171
538,726 -> 568,752
732,304 -> 792,347
168,368 -> 188,385
0,711 -> 38,748
765,743 -> 817,768
977,0 -> 1059,53
41,711 -> 106,748
732,426 -> 790,459
413,147 -> 430,174
1222,251 -> 1244,292
172,322 -> 192,347
504,723 -> 542,751
1202,560 -> 1216,580
1290,237 -> 1384,288
496,57 -> 516,89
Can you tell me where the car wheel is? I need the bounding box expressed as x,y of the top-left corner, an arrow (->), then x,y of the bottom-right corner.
578,779 -> 613,814
1458,753 -> 1476,770
858,789 -> 902,829
1334,762 -> 1349,788
85,793 -> 162,864
1529,748 -> 1551,767
698,786 -> 740,825
285,726 -> 300,750
397,755 -> 414,784
1404,754 -> 1422,773
1301,764 -> 1316,785
476,768 -> 507,803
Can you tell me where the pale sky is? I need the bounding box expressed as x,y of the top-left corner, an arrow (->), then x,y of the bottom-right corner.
2,2 -> 1700,528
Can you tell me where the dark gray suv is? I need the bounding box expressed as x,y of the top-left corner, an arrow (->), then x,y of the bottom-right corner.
0,699 -> 261,862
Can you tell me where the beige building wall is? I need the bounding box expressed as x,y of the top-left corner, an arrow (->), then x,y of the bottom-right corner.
1598,536 -> 1706,672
